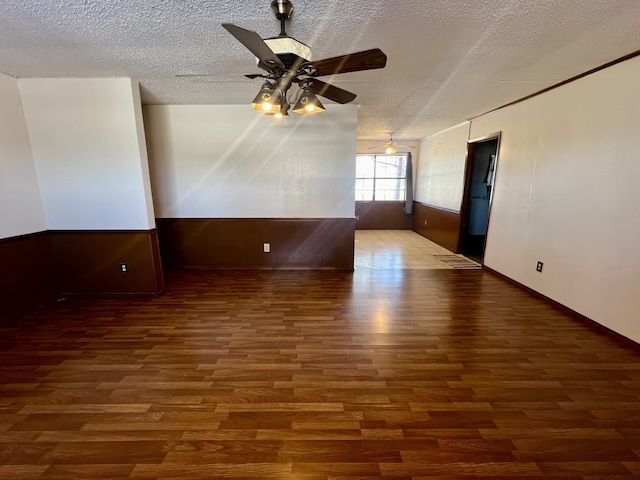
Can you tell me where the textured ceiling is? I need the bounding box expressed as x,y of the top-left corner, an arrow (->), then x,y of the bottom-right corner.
1,0 -> 639,139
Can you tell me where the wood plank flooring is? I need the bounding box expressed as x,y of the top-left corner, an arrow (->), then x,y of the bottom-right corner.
2,268 -> 640,479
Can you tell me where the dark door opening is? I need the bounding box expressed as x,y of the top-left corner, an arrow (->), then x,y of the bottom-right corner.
458,135 -> 500,263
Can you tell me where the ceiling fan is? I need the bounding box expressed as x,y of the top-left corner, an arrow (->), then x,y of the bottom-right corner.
369,135 -> 415,154
222,0 -> 387,117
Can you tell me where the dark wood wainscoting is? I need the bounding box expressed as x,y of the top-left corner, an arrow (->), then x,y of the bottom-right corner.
355,202 -> 412,230
412,202 -> 461,252
49,230 -> 164,296
0,232 -> 56,320
157,218 -> 355,270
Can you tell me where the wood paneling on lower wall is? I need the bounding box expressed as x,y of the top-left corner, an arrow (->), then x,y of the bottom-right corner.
0,232 -> 56,320
49,230 -> 164,296
355,202 -> 412,230
412,202 -> 461,252
157,218 -> 355,270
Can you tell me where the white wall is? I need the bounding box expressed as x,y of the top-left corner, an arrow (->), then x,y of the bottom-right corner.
18,78 -> 156,230
0,73 -> 47,239
131,83 -> 156,229
415,122 -> 469,211
144,104 -> 358,219
470,56 -> 640,342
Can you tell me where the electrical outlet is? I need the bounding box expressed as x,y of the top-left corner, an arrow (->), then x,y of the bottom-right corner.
317,254 -> 323,264
536,261 -> 543,273
263,243 -> 270,253
120,263 -> 128,273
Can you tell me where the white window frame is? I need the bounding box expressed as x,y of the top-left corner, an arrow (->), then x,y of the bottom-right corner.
355,154 -> 408,202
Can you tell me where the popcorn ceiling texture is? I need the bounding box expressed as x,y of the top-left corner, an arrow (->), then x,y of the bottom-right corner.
1,0 -> 639,138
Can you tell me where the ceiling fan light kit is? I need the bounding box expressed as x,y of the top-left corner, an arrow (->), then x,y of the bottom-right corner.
265,98 -> 290,118
251,81 -> 282,112
223,0 -> 386,120
369,135 -> 416,155
292,84 -> 325,114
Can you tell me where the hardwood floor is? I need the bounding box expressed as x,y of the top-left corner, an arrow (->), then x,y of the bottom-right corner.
2,268 -> 640,479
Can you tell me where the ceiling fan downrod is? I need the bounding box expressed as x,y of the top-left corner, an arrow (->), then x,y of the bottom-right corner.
271,0 -> 294,37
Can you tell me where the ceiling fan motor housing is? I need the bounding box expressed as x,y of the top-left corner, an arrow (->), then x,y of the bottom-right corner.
263,37 -> 312,68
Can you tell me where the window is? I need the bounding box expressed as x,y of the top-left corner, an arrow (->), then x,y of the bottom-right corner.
355,154 -> 408,201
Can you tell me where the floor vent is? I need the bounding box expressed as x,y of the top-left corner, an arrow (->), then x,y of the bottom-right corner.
434,255 -> 482,269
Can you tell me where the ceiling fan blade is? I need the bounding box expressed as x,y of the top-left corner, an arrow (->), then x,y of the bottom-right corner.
244,74 -> 262,79
222,23 -> 285,71
308,80 -> 357,104
302,48 -> 387,76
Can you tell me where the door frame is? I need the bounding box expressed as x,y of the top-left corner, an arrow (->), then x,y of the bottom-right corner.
457,132 -> 502,258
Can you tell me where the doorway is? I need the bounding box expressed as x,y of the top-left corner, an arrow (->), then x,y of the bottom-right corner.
458,134 -> 500,263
